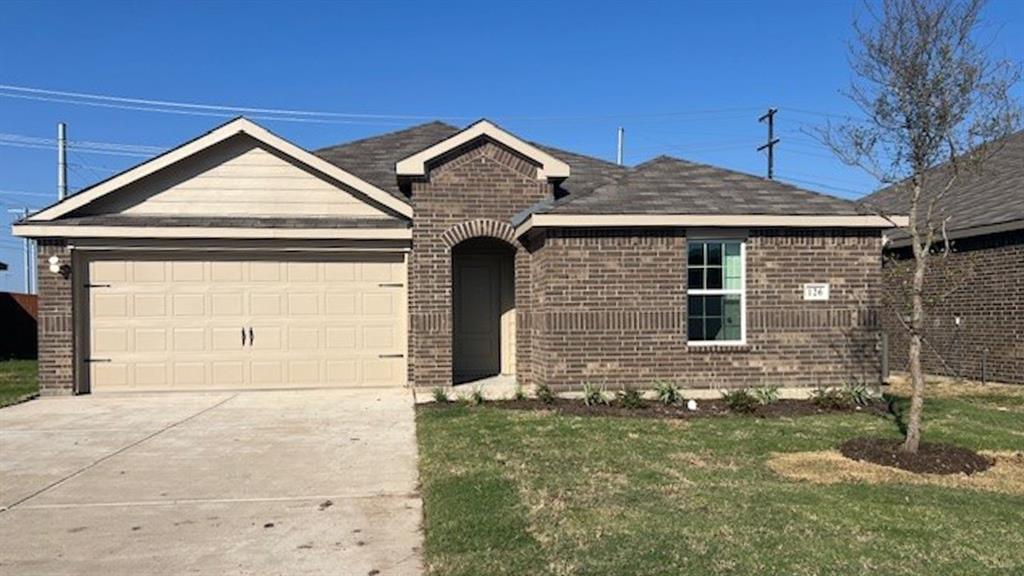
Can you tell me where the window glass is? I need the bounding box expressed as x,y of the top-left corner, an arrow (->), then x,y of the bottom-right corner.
686,240 -> 744,343
688,243 -> 704,266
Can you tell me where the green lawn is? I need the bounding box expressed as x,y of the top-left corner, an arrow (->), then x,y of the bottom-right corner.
0,359 -> 38,407
416,386 -> 1024,575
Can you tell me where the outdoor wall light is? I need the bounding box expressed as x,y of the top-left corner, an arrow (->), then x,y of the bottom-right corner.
48,255 -> 70,278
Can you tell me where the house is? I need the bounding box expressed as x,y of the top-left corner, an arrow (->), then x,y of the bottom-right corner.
13,118 -> 901,395
863,130 -> 1024,385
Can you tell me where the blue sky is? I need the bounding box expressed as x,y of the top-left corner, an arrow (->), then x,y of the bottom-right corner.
1,0 -> 1021,292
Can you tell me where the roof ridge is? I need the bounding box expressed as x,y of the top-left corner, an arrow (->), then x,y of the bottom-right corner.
314,120 -> 460,152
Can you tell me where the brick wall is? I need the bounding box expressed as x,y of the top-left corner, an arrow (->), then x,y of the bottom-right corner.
881,230 -> 1023,384
529,228 -> 883,391
407,140 -> 553,388
36,240 -> 75,394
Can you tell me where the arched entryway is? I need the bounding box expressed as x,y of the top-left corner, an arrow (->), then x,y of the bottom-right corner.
451,237 -> 516,384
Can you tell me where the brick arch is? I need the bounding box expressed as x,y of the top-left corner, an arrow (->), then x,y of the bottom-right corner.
440,219 -> 517,249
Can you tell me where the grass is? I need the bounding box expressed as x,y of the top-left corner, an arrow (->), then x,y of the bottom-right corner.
0,359 -> 38,407
416,383 -> 1024,575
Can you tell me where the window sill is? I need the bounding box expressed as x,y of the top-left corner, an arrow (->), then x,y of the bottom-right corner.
686,341 -> 752,352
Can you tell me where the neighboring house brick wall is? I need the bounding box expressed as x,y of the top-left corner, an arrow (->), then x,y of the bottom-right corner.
407,140 -> 553,388
36,240 -> 75,395
529,228 -> 883,391
881,230 -> 1024,384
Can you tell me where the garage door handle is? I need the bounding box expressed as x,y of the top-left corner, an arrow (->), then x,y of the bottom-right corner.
241,327 -> 247,346
249,327 -> 254,346
379,353 -> 405,358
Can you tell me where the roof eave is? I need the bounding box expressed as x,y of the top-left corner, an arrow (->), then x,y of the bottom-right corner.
514,213 -> 907,238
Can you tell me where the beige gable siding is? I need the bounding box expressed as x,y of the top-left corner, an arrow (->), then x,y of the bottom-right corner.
78,134 -> 393,219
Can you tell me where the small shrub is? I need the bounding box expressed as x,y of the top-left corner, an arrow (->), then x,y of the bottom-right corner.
582,383 -> 610,407
846,383 -> 873,406
512,384 -> 527,401
431,387 -> 449,404
617,387 -> 644,409
754,386 -> 780,406
654,381 -> 683,405
469,386 -> 485,406
721,388 -> 759,413
810,385 -> 853,410
536,383 -> 556,404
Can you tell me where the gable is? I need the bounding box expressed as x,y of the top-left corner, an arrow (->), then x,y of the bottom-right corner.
27,117 -> 413,223
75,134 -> 393,220
396,120 -> 570,180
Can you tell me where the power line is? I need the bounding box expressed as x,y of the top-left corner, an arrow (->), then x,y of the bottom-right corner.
0,82 -> 767,124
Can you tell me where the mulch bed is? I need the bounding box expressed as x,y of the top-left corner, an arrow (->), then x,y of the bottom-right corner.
429,397 -> 887,420
839,437 -> 994,475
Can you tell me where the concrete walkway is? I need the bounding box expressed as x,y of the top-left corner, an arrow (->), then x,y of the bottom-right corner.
0,389 -> 422,575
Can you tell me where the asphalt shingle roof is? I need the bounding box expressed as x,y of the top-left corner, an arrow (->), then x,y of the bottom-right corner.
314,121 -> 863,218
541,155 -> 864,216
315,122 -> 459,202
861,130 -> 1024,237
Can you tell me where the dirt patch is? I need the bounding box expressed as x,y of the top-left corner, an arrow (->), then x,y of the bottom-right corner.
839,437 -> 993,475
886,373 -> 1024,400
424,397 -> 887,420
768,450 -> 1024,496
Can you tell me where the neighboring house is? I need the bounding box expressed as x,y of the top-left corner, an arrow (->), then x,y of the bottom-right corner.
0,291 -> 38,360
13,118 -> 900,395
863,131 -> 1024,385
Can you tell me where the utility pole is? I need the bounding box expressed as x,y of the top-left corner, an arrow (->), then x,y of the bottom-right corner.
757,108 -> 780,179
616,127 -> 624,166
58,122 -> 68,200
8,207 -> 33,294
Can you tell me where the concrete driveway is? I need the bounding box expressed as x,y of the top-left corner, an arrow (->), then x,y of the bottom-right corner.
0,389 -> 422,575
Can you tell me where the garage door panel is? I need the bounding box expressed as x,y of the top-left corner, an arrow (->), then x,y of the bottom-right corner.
363,325 -> 398,350
288,361 -> 319,384
286,261 -> 318,282
250,325 -> 281,350
211,327 -> 244,351
210,261 -> 243,282
250,262 -> 281,282
173,363 -> 206,386
250,293 -> 281,316
211,293 -> 244,316
172,294 -> 206,316
134,328 -> 168,352
250,361 -> 283,386
172,328 -> 206,351
362,359 -> 402,386
135,364 -> 168,387
326,327 -> 357,349
325,292 -> 356,315
326,360 -> 357,383
93,363 -> 128,388
288,327 -> 320,350
94,328 -> 129,352
212,362 -> 246,386
133,294 -> 167,316
91,261 -> 127,283
286,292 -> 319,315
171,261 -> 204,282
88,255 -> 406,391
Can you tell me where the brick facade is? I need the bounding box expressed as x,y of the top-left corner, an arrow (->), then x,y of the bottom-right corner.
407,140 -> 553,388
36,240 -> 75,395
527,228 -> 883,391
881,230 -> 1023,384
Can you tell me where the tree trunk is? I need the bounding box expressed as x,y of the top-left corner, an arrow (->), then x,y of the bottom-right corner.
902,187 -> 928,454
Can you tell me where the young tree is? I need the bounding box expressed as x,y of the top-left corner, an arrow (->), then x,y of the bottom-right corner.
821,0 -> 1020,453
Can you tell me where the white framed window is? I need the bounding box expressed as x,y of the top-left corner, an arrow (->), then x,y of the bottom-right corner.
686,239 -> 746,345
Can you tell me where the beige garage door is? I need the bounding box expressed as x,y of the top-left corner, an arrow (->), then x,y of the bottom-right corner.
85,254 -> 407,391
